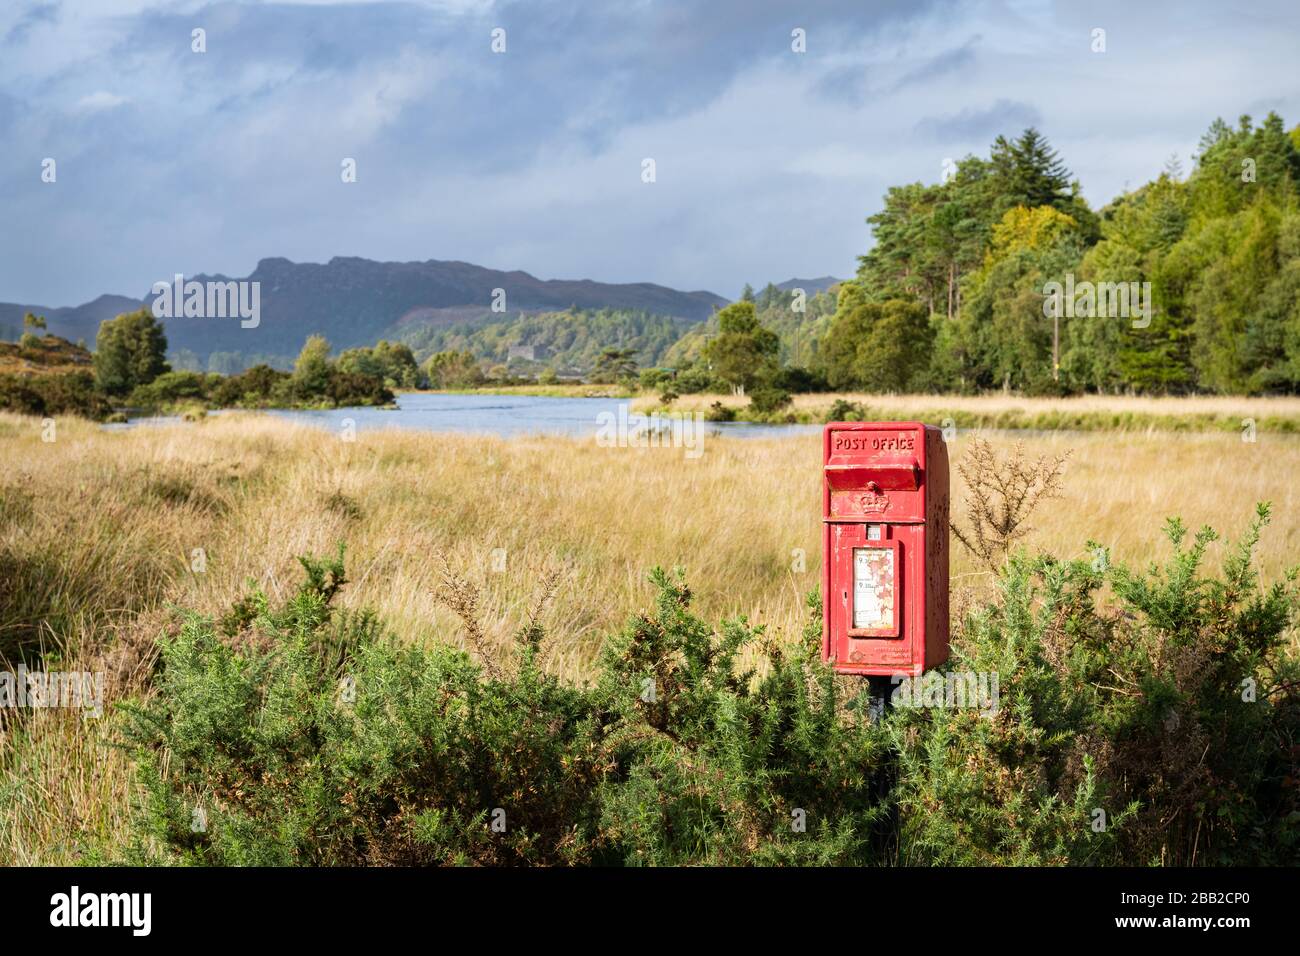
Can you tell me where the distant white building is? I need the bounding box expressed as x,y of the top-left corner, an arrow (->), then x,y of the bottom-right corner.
507,344 -> 537,361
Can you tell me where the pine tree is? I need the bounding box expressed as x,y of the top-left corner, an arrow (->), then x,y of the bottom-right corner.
990,128 -> 1072,212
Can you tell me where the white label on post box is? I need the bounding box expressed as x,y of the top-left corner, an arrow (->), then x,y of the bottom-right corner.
853,547 -> 895,630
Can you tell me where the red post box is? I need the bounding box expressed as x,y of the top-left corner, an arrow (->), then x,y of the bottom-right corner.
822,421 -> 949,677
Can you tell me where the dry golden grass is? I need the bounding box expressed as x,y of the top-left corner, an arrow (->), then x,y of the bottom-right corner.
0,335 -> 94,377
0,702 -> 137,865
643,390 -> 1300,420
1,409 -> 1298,861
2,410 -> 1297,672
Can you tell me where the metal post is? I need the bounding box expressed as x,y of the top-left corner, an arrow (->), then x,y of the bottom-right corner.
866,674 -> 893,723
866,674 -> 899,861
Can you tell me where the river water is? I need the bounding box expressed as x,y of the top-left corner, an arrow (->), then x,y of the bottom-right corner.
113,392 -> 822,440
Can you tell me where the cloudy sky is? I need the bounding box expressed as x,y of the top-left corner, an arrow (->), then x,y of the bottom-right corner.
3,0 -> 1299,306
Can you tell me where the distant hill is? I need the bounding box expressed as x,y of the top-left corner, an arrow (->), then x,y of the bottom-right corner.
402,308 -> 695,373
0,257 -> 728,370
776,277 -> 841,294
0,295 -> 140,349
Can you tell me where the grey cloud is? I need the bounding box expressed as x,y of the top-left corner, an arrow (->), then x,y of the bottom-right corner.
813,35 -> 981,108
5,2 -> 58,46
914,98 -> 1042,143
890,36 -> 980,93
1,0 -> 1299,307
813,64 -> 872,107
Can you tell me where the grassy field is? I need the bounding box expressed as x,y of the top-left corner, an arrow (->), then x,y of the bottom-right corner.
638,390 -> 1300,432
1,409 -> 1298,862
6,410 -> 1296,665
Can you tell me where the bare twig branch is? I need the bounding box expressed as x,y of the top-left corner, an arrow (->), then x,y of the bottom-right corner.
432,551 -> 502,679
951,437 -> 1070,572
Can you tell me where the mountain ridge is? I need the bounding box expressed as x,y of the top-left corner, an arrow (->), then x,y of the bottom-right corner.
0,256 -> 731,367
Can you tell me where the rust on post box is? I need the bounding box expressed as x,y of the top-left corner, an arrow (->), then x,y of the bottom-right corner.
821,421 -> 949,677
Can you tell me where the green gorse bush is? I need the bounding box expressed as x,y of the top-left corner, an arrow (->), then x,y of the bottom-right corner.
123,508 -> 1300,866
890,503 -> 1299,865
123,551 -> 887,865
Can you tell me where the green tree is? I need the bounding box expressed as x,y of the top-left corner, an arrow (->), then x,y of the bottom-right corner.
423,349 -> 484,389
374,340 -> 422,388
93,308 -> 170,396
820,290 -> 932,392
293,335 -> 332,396
338,340 -> 423,389
839,111 -> 1300,395
591,347 -> 638,384
699,302 -> 779,393
23,312 -> 47,332
958,206 -> 1086,393
857,300 -> 934,391
335,346 -> 384,381
857,156 -> 1000,314
755,282 -> 782,310
819,283 -> 871,389
989,128 -> 1073,212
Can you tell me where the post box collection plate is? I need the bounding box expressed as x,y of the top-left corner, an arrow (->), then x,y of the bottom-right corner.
822,422 -> 949,677
851,543 -> 899,635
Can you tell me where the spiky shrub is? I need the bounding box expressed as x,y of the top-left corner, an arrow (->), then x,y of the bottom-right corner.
123,556 -> 888,865
124,547 -> 604,865
590,572 -> 888,865
123,508 -> 1298,866
889,503 -> 1300,865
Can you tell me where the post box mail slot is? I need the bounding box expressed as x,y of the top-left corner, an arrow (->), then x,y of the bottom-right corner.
824,461 -> 919,492
822,422 -> 949,676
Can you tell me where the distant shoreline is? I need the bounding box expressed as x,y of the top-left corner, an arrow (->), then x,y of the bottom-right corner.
402,384 -> 637,399
398,386 -> 1300,434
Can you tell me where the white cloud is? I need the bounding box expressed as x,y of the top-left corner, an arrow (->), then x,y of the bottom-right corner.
74,90 -> 127,112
